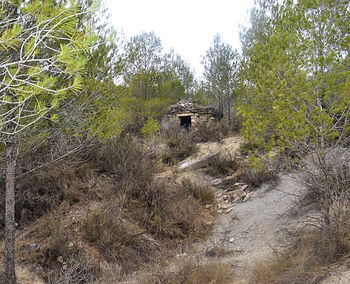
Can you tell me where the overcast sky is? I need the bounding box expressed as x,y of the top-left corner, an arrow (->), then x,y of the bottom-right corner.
104,0 -> 255,77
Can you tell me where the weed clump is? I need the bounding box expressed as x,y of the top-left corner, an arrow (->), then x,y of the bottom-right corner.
83,204 -> 154,272
181,178 -> 215,205
205,154 -> 238,177
128,180 -> 215,240
161,127 -> 198,165
144,259 -> 233,284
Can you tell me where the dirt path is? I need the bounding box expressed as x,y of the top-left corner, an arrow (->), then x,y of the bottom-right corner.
178,136 -> 306,282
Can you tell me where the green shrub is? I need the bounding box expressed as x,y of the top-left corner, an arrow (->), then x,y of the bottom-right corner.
141,117 -> 160,138
38,213 -> 70,260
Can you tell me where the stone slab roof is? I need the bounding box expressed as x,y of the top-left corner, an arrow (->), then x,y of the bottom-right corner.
165,100 -> 219,116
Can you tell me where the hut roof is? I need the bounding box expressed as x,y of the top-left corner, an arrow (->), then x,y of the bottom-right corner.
165,100 -> 219,116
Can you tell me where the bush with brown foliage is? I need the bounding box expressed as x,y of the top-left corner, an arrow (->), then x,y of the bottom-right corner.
0,164 -> 96,230
83,204 -> 155,272
239,163 -> 279,188
128,179 -> 215,240
181,178 -> 215,205
205,154 -> 238,177
161,127 -> 198,165
191,117 -> 243,143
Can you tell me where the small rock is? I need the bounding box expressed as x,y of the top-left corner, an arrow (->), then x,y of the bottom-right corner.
68,242 -> 74,248
229,238 -> 235,243
57,256 -> 64,263
224,199 -> 229,204
235,247 -> 244,252
243,193 -> 252,202
221,204 -> 233,209
176,253 -> 188,258
217,209 -> 223,214
211,178 -> 222,185
225,207 -> 234,214
222,195 -> 228,200
241,184 -> 248,191
205,204 -> 213,209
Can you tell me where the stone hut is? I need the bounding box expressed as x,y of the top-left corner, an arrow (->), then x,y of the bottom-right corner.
162,100 -> 220,130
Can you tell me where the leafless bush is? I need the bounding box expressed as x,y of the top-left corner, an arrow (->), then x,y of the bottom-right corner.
53,254 -> 96,284
300,148 -> 350,217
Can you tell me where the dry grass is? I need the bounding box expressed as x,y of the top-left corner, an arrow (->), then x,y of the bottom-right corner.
82,203 -> 156,273
181,178 -> 215,205
192,118 -> 241,143
128,180 -> 215,240
4,131 -> 220,282
0,163 -> 97,231
144,259 -> 233,284
205,153 -> 238,177
252,219 -> 350,284
238,157 -> 280,188
161,128 -> 198,165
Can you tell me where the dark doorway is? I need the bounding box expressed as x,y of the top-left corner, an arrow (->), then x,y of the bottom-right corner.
180,116 -> 191,129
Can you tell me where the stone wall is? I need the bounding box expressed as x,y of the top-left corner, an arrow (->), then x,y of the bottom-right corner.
161,100 -> 220,130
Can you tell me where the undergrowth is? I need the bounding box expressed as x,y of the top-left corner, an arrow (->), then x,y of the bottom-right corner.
144,259 -> 233,284
205,153 -> 238,177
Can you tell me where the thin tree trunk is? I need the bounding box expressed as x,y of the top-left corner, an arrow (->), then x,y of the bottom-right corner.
5,139 -> 17,284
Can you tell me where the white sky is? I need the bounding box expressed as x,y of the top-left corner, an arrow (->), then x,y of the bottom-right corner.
104,0 -> 255,77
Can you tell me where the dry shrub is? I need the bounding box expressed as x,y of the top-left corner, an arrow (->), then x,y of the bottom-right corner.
191,121 -> 228,143
0,164 -> 96,228
300,149 -> 350,213
161,127 -> 198,165
144,259 -> 233,284
239,159 -> 279,188
205,246 -> 234,258
191,117 -> 242,143
181,178 -> 215,205
126,179 -> 215,240
205,154 -> 238,177
50,254 -> 96,284
134,188 -> 213,240
91,134 -> 155,181
83,204 -> 155,273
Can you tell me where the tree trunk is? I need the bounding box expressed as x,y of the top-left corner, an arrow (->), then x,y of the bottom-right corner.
5,140 -> 17,284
